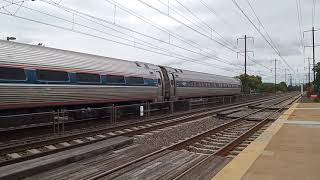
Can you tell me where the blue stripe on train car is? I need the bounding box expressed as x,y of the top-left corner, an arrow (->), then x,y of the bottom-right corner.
0,69 -> 157,87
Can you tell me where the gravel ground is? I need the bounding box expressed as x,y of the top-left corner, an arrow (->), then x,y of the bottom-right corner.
134,116 -> 231,149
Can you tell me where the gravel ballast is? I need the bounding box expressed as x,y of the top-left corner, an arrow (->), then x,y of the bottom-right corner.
134,116 -> 230,149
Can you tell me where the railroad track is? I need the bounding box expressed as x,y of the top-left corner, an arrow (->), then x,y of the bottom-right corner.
0,93 -> 278,141
88,93 -> 300,180
0,95 -> 269,136
0,93 -> 292,166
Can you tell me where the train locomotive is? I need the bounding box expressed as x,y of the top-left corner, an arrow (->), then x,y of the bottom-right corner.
0,40 -> 241,113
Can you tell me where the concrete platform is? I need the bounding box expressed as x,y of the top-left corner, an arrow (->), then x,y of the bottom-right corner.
213,102 -> 320,180
0,136 -> 132,180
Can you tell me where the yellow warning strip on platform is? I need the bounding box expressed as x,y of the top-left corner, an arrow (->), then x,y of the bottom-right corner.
212,103 -> 299,180
294,107 -> 320,110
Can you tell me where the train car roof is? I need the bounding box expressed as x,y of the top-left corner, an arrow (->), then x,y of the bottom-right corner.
0,40 -> 239,83
0,40 -> 159,77
163,66 -> 240,84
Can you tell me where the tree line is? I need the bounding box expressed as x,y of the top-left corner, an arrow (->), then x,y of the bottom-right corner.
235,74 -> 288,93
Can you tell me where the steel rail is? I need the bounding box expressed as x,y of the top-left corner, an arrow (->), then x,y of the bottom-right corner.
87,93 -> 299,180
0,94 -> 289,166
172,95 -> 301,180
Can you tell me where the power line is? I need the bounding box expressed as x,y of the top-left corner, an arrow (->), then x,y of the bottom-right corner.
135,0 -> 239,53
197,0 -> 272,72
103,0 -> 245,67
231,0 -> 294,72
173,0 -> 236,48
0,2 -> 244,74
156,0 -> 243,63
104,0 -> 271,72
295,0 -> 304,49
38,0 -> 246,69
245,0 -> 280,51
159,0 -> 271,72
133,0 -> 272,71
1,0 -> 272,75
199,0 -> 233,29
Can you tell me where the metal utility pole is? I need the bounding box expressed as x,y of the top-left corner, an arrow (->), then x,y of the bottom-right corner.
304,57 -> 313,85
287,73 -> 293,89
304,27 -> 319,83
312,27 -> 316,81
308,57 -> 311,85
237,35 -> 254,94
284,68 -> 288,85
274,59 -> 278,94
245,35 -> 247,79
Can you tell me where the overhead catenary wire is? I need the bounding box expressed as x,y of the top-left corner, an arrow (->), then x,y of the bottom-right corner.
156,0 -> 240,63
295,0 -> 304,49
3,0 -> 244,70
136,0 -> 269,69
245,0 -> 280,51
197,0 -> 273,72
198,0 -> 233,30
101,0 -> 270,72
0,0 -> 272,76
38,0 -> 248,69
172,0 -> 236,49
231,0 -> 295,72
121,0 -> 272,71
161,0 -> 272,71
0,1 -> 247,74
135,0 -> 239,53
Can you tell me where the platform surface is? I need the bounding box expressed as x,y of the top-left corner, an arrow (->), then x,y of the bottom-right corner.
213,102 -> 320,180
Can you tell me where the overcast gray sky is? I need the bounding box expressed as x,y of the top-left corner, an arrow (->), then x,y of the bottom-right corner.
0,0 -> 319,84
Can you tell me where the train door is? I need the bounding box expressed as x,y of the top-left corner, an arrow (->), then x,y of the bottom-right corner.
155,71 -> 164,101
159,66 -> 171,100
169,73 -> 176,100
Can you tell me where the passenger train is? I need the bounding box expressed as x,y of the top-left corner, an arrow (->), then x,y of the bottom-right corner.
0,40 -> 241,113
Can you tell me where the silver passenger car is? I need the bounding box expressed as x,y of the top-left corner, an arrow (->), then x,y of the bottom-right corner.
0,40 -> 240,110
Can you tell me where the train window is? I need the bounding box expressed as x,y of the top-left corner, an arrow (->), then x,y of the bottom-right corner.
157,79 -> 162,85
126,76 -> 144,85
106,75 -> 125,84
0,67 -> 26,80
144,78 -> 155,85
76,73 -> 100,83
36,69 -> 69,82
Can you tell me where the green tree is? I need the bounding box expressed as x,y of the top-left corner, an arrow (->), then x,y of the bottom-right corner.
235,74 -> 262,93
276,82 -> 288,92
314,62 -> 320,94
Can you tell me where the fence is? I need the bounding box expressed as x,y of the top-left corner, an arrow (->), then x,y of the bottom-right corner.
0,93 -> 270,135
